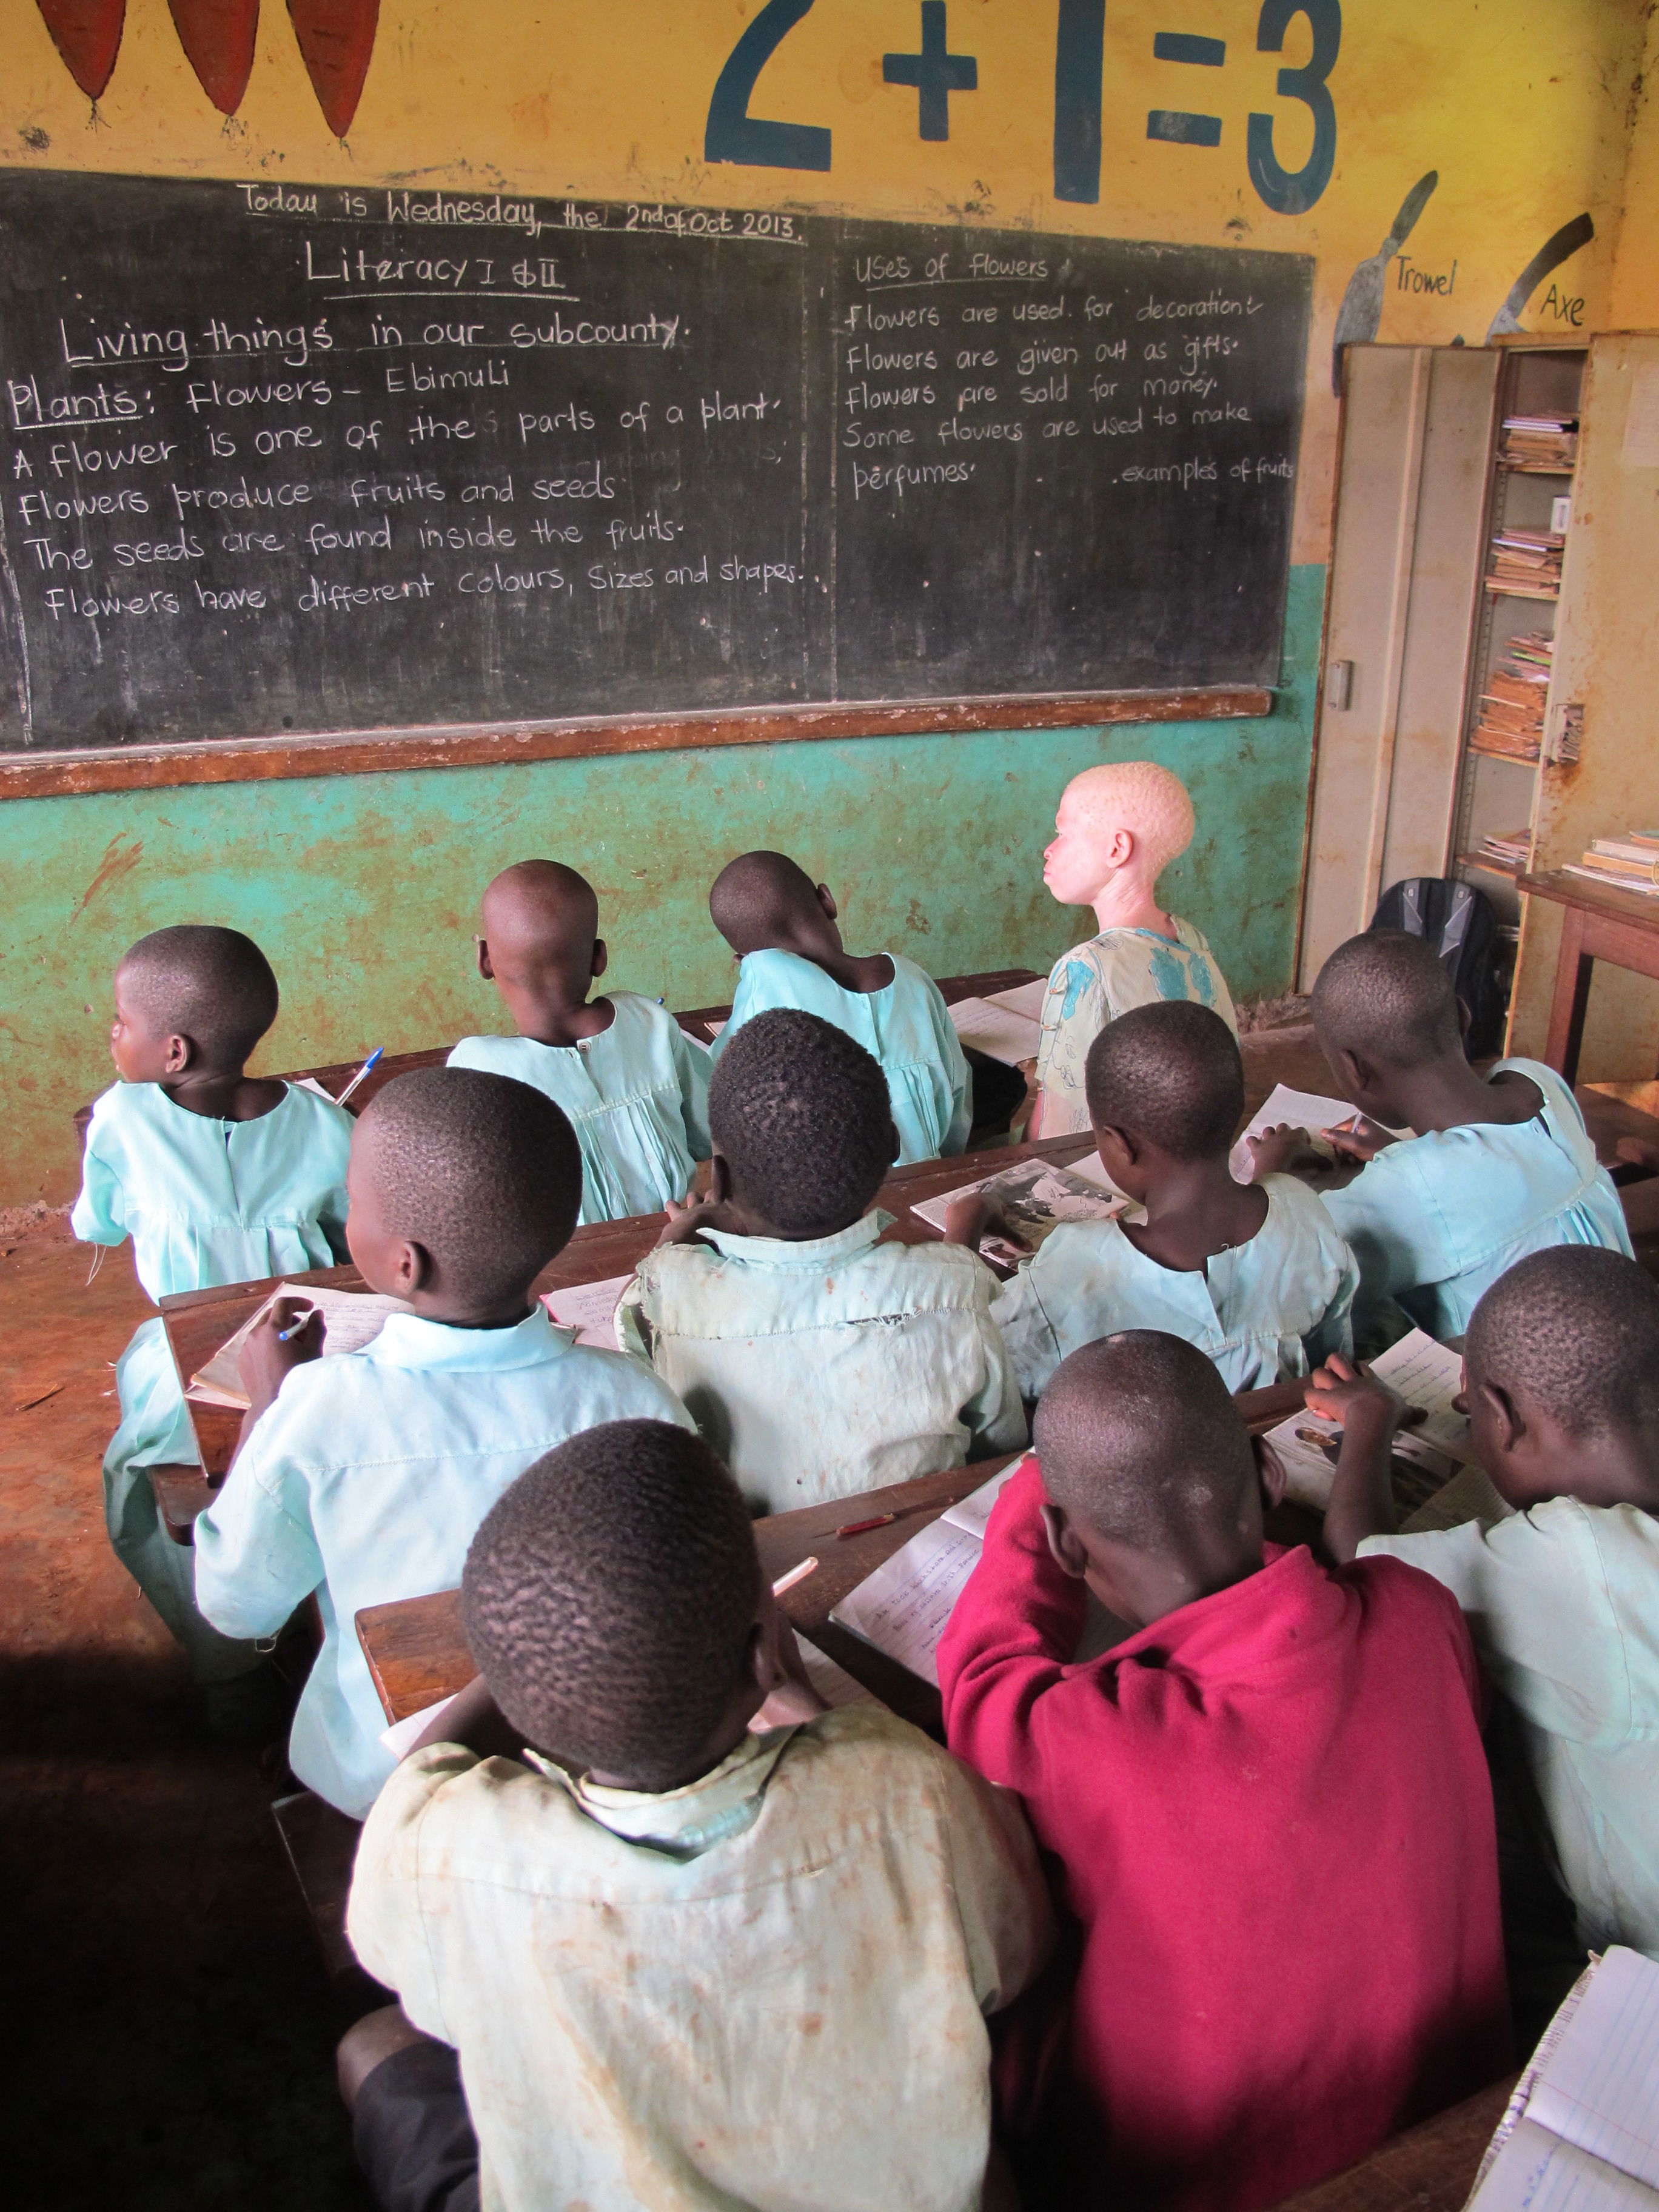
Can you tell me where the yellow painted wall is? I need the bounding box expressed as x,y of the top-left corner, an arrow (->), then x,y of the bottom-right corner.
6,0 -> 1647,563
1610,6 -> 1659,327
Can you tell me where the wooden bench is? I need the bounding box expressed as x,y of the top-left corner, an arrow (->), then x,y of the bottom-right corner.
269,1788 -> 375,1986
1263,2073 -> 1518,2212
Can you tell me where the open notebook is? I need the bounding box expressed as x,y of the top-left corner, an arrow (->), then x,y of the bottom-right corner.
1262,1329 -> 1490,1513
186,1284 -> 415,1409
1469,1947 -> 1659,2212
1227,1082 -> 1411,1184
909,1153 -> 1125,1267
947,978 -> 1047,1065
541,1275 -> 631,1350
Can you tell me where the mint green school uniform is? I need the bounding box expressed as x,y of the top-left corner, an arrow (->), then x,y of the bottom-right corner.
71,1079 -> 353,1681
1319,1059 -> 1632,1341
448,991 -> 710,1225
712,949 -> 970,1165
194,1307 -> 692,1815
991,1174 -> 1358,1399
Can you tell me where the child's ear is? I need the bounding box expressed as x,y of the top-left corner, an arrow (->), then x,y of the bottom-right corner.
475,936 -> 495,982
1041,1500 -> 1090,1580
1094,1123 -> 1136,1175
884,1116 -> 901,1168
1253,1436 -> 1288,1510
164,1031 -> 196,1076
1330,1043 -> 1372,1099
395,1238 -> 434,1297
708,1151 -> 732,1202
591,937 -> 608,982
816,882 -> 839,923
1477,1377 -> 1524,1451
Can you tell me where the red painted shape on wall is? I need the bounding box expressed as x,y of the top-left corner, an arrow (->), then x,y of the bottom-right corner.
32,0 -> 127,99
167,0 -> 260,115
286,0 -> 379,137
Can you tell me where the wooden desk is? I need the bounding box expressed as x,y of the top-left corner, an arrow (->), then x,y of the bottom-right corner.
1264,2073 -> 1516,2212
355,1380 -> 1311,1738
158,1128 -> 1099,1484
1520,869 -> 1659,1083
73,966 -> 1045,1135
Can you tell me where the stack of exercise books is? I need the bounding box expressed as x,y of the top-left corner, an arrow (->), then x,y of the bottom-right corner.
1497,414 -> 1578,471
1488,528 -> 1565,597
1473,828 -> 1532,874
1564,831 -> 1659,898
1472,631 -> 1554,760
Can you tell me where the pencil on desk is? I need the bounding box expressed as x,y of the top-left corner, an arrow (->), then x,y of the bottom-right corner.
836,1511 -> 899,1538
771,1556 -> 818,1597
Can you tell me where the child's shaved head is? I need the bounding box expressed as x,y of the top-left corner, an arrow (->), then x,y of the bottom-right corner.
710,1008 -> 896,1234
481,859 -> 598,952
463,1419 -> 762,1789
1059,762 -> 1195,874
118,925 -> 279,1065
355,1066 -> 581,1304
1085,1002 -> 1244,1159
708,851 -> 822,955
1313,930 -> 1462,1071
1034,1332 -> 1257,1550
1469,1247 -> 1659,1438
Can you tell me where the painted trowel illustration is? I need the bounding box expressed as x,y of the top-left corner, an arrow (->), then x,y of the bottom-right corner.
1331,171 -> 1439,394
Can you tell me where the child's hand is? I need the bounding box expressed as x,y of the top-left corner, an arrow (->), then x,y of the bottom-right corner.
1617,1134 -> 1659,1175
237,1296 -> 324,1420
656,1189 -> 742,1248
942,1191 -> 1002,1248
1322,1114 -> 1396,1163
1244,1123 -> 1319,1179
1304,1353 -> 1423,1440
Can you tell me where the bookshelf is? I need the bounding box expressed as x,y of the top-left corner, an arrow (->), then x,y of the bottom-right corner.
1449,346 -> 1585,921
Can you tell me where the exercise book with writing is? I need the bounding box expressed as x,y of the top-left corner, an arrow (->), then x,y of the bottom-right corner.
186,1284 -> 415,1409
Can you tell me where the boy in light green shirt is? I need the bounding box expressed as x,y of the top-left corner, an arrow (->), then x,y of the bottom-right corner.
1316,1245 -> 1659,1963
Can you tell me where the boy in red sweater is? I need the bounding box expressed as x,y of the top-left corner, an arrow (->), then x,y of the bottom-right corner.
937,1330 -> 1510,2212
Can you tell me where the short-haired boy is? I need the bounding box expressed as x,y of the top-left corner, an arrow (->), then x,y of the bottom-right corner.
193,1067 -> 691,1816
950,1002 -> 1357,1398
619,1010 -> 1025,1512
72,925 -> 353,1728
1250,929 -> 1631,1338
449,858 -> 711,1223
708,849 -> 970,1163
1320,1244 -> 1659,1962
939,1331 -> 1509,2212
343,1418 -> 1052,2212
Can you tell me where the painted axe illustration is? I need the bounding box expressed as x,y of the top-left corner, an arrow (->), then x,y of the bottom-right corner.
1486,213 -> 1595,342
1330,170 -> 1439,395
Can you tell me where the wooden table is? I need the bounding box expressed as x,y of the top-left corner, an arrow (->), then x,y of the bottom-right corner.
1263,2073 -> 1517,2212
157,1128 -> 1099,1487
354,1379 -> 1312,1739
1520,868 -> 1659,1082
76,965 -> 1044,1133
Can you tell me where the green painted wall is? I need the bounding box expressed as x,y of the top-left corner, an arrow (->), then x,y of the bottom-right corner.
1,565 -> 1324,1208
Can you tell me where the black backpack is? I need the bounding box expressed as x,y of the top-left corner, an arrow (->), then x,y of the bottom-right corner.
1369,877 -> 1507,1056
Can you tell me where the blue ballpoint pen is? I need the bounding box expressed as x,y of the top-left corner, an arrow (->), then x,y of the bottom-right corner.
333,1045 -> 383,1108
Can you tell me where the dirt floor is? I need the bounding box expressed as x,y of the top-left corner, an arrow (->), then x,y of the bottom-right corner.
1,1214 -> 376,2210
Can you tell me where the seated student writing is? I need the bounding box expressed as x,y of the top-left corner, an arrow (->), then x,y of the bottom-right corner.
342,1418 -> 1053,2212
938,1331 -> 1510,2212
947,1001 -> 1358,1399
707,849 -> 970,1163
619,1009 -> 1025,1513
72,925 -> 353,1736
1248,928 -> 1631,1340
447,858 -> 711,1224
193,1067 -> 691,1817
1319,1245 -> 1659,1965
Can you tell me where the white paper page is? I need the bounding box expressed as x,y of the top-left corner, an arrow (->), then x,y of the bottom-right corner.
1527,1948 -> 1659,2191
705,1018 -> 726,1039
541,1275 -> 631,1350
985,979 -> 1048,1022
940,1458 -> 1029,1540
909,1158 -> 1124,1246
1262,1329 -> 1473,1511
1473,2118 -> 1659,2212
829,1517 -> 983,1689
948,996 -> 1042,1064
1401,1460 -> 1515,1534
794,1634 -> 883,1711
380,1692 -> 458,1758
187,1284 -> 415,1406
1229,1084 -> 1363,1181
293,1074 -> 340,1102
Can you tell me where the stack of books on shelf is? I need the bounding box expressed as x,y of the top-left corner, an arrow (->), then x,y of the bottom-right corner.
1498,414 -> 1578,469
1564,831 -> 1659,897
1472,829 -> 1531,874
1487,528 -> 1565,595
1472,631 -> 1553,761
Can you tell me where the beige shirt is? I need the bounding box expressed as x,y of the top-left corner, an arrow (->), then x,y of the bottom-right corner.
349,1708 -> 1053,2212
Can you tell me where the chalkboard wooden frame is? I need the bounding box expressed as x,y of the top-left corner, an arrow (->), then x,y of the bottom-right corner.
0,685 -> 1272,799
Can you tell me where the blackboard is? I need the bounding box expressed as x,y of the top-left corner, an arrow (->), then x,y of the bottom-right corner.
0,170 -> 1310,752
